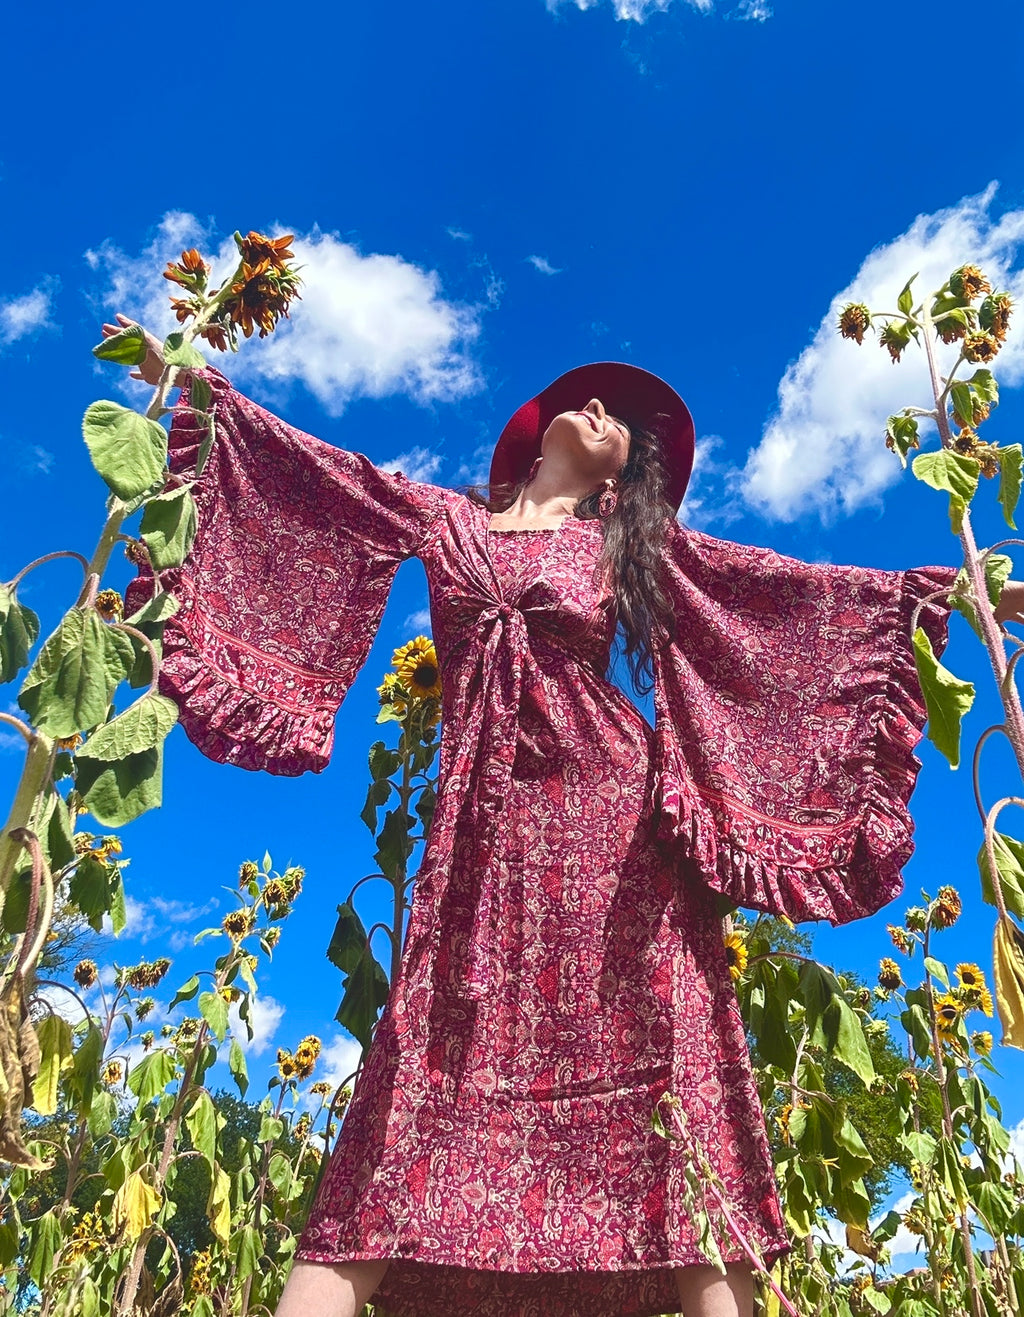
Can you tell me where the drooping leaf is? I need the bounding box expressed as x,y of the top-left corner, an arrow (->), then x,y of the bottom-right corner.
326,901 -> 372,975
198,990 -> 229,1044
911,626 -> 975,768
68,854 -> 114,932
18,608 -> 135,738
228,1036 -> 249,1097
978,832 -> 1024,920
163,331 -> 206,370
124,591 -> 180,628
190,372 -> 213,413
897,275 -> 917,316
0,584 -> 40,684
168,974 -> 201,1010
140,486 -> 198,570
884,414 -> 919,468
233,1224 -> 262,1282
911,449 -> 980,534
92,325 -> 148,365
375,807 -> 412,880
30,1014 -> 74,1115
76,744 -> 163,826
82,401 -> 168,500
970,367 -> 1000,406
75,692 -> 178,761
335,944 -> 390,1052
26,1212 -> 60,1287
185,1090 -> 219,1165
998,444 -> 1023,530
207,1164 -> 231,1244
112,1170 -> 162,1239
923,955 -> 949,988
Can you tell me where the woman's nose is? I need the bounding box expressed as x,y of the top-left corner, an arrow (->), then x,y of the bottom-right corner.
585,398 -> 606,419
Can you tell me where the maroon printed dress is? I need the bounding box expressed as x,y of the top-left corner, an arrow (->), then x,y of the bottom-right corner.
127,369 -> 959,1317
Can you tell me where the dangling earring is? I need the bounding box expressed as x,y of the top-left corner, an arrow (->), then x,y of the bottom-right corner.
597,479 -> 618,518
527,457 -> 542,483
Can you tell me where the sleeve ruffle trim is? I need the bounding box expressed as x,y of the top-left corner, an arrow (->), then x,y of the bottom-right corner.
655,563 -> 959,925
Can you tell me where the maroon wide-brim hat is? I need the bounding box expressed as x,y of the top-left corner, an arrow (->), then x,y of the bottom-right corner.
490,361 -> 695,513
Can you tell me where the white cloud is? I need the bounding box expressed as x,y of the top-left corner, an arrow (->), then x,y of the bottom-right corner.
0,281 -> 57,347
103,892 -> 216,945
228,992 -> 285,1057
404,608 -> 432,632
678,433 -> 745,530
739,183 -> 1024,524
317,1032 -> 365,1092
447,227 -> 472,242
379,447 -> 443,483
87,213 -> 485,418
527,255 -> 562,276
20,445 -> 55,476
546,0 -> 709,18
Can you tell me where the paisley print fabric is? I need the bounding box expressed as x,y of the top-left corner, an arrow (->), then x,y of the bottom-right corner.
125,370 -> 959,1317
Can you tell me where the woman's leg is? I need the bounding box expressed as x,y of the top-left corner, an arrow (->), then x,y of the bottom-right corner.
674,1262 -> 754,1317
274,1258 -> 390,1317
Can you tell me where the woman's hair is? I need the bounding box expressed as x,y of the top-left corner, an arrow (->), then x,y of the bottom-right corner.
467,417 -> 676,694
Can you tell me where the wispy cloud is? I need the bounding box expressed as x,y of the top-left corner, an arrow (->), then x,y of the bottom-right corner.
404,607 -> 432,632
228,992 -> 285,1056
104,892 -> 218,948
545,0 -> 766,20
447,227 -> 472,242
87,212 -> 487,417
527,255 -> 562,276
716,184 -> 1024,525
379,447 -> 443,483
0,280 -> 58,347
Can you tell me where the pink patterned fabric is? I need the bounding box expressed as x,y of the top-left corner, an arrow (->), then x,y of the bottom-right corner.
126,371 -> 958,1317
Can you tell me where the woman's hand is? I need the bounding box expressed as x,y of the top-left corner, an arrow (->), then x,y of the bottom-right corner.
994,578 -> 1024,626
100,313 -> 185,389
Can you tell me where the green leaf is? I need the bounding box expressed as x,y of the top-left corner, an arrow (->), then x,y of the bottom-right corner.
369,741 -> 401,781
185,1091 -> 219,1165
76,692 -> 178,761
92,324 -> 148,365
326,901 -> 371,975
911,626 -> 975,768
375,807 -> 412,880
199,990 -> 229,1044
88,1089 -> 117,1138
911,449 -> 980,534
26,1212 -> 60,1287
897,275 -> 917,316
140,485 -> 198,570
923,955 -> 949,987
0,584 -> 40,684
998,444 -> 1022,530
190,372 -> 213,413
884,414 -> 919,469
258,1114 -> 284,1143
126,1049 -> 177,1104
950,382 -> 974,429
978,832 -> 1024,920
169,974 -> 201,1010
360,778 -> 390,833
233,1224 -> 262,1282
108,867 -> 127,935
229,1036 -> 249,1097
18,607 -> 135,738
112,474 -> 167,519
951,553 -> 1012,641
76,744 -> 163,827
31,1014 -> 73,1115
124,590 -> 180,628
82,401 -> 168,500
970,368 -> 999,405
68,1022 -> 104,1113
826,997 -> 876,1086
68,854 -> 114,932
335,944 -> 390,1052
163,332 -> 206,370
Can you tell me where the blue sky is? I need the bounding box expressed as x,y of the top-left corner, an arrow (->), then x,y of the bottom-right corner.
2,0 -> 1024,1266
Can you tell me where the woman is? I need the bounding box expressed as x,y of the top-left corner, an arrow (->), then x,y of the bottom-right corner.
106,317 -> 1018,1317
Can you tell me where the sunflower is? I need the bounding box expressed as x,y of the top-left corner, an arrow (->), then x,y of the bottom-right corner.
838,304 -> 871,345
878,958 -> 902,991
103,1060 -> 124,1086
723,931 -> 747,981
237,231 -> 296,271
934,992 -> 966,1036
393,636 -> 442,699
73,960 -> 98,989
950,264 -> 991,301
931,886 -> 962,930
887,924 -> 913,954
955,962 -> 994,1016
277,1049 -> 298,1081
972,1030 -> 994,1057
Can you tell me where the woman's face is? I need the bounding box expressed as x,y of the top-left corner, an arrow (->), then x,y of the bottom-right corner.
541,398 -> 631,483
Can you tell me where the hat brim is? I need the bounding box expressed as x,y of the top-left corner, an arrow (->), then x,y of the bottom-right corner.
489,361 -> 695,513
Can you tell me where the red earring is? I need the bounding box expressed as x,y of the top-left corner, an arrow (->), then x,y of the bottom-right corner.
598,480 -> 618,518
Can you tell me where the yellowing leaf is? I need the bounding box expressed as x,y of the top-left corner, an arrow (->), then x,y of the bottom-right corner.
112,1170 -> 161,1240
912,626 -> 975,768
994,914 -> 1024,1049
207,1164 -> 231,1244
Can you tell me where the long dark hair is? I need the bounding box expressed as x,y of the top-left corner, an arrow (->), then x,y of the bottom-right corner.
467,417 -> 676,694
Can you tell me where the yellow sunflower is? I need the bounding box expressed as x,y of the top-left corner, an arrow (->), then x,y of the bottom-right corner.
934,992 -> 966,1036
723,931 -> 747,981
955,962 -> 994,1016
972,1030 -> 994,1057
393,636 -> 442,700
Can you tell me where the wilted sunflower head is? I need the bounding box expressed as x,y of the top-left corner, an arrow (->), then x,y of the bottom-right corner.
723,931 -> 747,981
393,636 -> 442,700
838,303 -> 871,345
888,924 -> 913,954
950,264 -> 991,302
222,910 -> 252,940
73,960 -> 98,989
964,332 -> 1000,364
931,886 -> 962,930
980,291 -> 1013,342
238,860 -> 260,888
880,321 -> 912,363
103,1060 -> 124,1086
94,589 -> 124,621
236,231 -> 296,271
